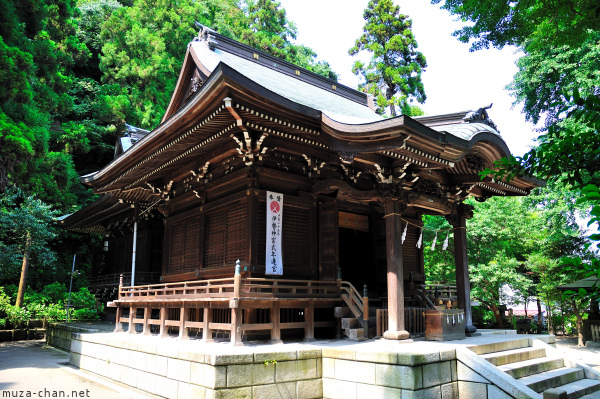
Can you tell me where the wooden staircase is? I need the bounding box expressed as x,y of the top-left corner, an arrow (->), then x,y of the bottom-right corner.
471,338 -> 600,399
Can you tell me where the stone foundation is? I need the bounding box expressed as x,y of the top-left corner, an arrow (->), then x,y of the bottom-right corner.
65,331 -> 556,398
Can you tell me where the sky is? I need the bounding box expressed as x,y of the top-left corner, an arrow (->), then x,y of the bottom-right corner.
277,0 -> 539,157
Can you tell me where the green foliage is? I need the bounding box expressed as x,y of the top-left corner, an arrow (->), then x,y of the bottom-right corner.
431,0 -> 600,51
349,0 -> 426,117
0,283 -> 102,324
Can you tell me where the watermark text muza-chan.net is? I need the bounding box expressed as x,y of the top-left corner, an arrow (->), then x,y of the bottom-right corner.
2,389 -> 91,398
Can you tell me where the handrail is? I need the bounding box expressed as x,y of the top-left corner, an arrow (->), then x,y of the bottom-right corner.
118,276 -> 342,301
338,280 -> 369,337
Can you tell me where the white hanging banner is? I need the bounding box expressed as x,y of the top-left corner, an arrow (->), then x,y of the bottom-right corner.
266,191 -> 283,275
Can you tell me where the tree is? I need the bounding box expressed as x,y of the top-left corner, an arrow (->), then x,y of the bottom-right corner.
430,0 -> 600,52
0,189 -> 57,307
349,0 -> 426,117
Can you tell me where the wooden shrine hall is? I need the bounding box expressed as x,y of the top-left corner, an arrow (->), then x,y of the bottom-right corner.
61,26 -> 541,344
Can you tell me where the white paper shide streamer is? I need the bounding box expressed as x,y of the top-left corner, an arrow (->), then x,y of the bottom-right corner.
431,231 -> 438,251
265,191 -> 283,275
442,232 -> 450,251
401,223 -> 408,244
416,228 -> 422,249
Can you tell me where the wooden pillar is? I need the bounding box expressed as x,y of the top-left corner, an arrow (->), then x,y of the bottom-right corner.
270,302 -> 282,343
142,307 -> 150,335
304,301 -> 315,341
202,306 -> 213,342
179,306 -> 189,340
114,306 -> 123,332
159,307 -> 167,337
383,200 -> 410,340
230,305 -> 242,345
446,204 -> 478,334
128,306 -> 135,334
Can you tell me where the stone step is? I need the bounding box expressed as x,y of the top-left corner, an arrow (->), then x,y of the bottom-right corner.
547,379 -> 600,399
500,356 -> 565,379
578,391 -> 600,399
470,338 -> 531,355
334,307 -> 353,318
346,328 -> 364,341
482,346 -> 547,366
519,367 -> 584,393
341,317 -> 359,330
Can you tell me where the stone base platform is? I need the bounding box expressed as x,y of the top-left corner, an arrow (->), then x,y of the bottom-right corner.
65,328 -> 557,399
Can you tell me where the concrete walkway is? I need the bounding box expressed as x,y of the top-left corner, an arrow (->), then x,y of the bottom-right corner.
554,337 -> 600,372
0,340 -> 154,398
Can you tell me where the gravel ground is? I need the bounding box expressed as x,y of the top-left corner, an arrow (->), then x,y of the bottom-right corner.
554,337 -> 600,372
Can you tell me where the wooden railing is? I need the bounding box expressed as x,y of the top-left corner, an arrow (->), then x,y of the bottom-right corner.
423,284 -> 458,303
375,308 -> 426,337
339,280 -> 369,338
112,263 -> 369,343
90,272 -> 159,288
118,277 -> 341,301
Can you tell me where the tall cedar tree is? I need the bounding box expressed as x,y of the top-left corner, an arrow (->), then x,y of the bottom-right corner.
349,0 -> 426,117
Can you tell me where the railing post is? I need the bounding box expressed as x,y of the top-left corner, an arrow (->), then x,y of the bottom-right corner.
118,273 -> 123,300
363,284 -> 369,339
234,260 -> 241,298
230,260 -> 242,345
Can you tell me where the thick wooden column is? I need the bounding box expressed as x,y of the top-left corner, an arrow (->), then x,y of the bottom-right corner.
270,302 -> 283,344
142,307 -> 150,335
383,200 -> 410,340
446,204 -> 478,334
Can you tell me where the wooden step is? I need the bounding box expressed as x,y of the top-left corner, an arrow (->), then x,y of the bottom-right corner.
482,347 -> 546,366
500,356 -> 565,379
519,367 -> 584,393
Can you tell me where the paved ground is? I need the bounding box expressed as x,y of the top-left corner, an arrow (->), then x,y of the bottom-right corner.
554,337 -> 600,372
0,340 -> 154,399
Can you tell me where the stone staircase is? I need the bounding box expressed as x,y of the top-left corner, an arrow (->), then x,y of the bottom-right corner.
470,337 -> 600,399
334,306 -> 375,341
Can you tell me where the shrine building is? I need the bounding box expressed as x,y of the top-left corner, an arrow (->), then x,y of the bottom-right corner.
61,26 -> 541,344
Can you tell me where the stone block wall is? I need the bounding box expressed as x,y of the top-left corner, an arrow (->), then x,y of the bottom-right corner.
69,333 -> 323,399
46,323 -> 101,352
67,332 -> 547,399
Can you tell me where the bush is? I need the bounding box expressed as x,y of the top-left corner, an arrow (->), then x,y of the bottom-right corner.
41,282 -> 67,304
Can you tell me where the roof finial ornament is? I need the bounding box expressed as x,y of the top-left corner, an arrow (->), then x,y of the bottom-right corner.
195,21 -> 218,50
463,103 -> 498,132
